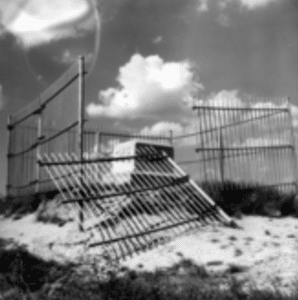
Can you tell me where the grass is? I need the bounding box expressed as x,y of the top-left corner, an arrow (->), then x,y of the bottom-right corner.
1,180 -> 297,222
199,181 -> 298,218
0,247 -> 297,300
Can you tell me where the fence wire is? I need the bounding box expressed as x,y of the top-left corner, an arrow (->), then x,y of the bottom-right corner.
7,59 -> 83,197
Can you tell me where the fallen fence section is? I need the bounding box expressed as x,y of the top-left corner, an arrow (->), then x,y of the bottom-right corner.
39,143 -> 232,261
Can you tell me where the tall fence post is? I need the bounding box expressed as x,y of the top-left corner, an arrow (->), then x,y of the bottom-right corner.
219,127 -> 225,183
6,115 -> 12,201
286,98 -> 298,193
35,98 -> 43,195
78,55 -> 86,231
169,130 -> 173,146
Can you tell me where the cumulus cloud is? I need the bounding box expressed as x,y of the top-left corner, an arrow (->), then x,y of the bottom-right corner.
197,0 -> 209,12
0,0 -> 95,48
195,89 -> 245,108
140,122 -> 184,136
87,53 -> 202,120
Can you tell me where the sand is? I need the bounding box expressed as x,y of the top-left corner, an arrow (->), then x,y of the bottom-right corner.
0,213 -> 297,293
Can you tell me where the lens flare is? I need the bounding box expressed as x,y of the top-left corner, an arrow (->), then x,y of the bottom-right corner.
0,0 -> 100,86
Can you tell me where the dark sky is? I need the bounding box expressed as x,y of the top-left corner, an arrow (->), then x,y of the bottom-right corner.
0,0 -> 297,194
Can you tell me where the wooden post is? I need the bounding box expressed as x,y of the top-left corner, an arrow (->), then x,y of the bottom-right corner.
169,130 -> 173,146
35,99 -> 43,195
219,127 -> 225,183
286,98 -> 298,194
78,55 -> 85,231
6,115 -> 12,201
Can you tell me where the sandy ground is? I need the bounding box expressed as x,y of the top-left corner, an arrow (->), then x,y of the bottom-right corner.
0,214 -> 297,293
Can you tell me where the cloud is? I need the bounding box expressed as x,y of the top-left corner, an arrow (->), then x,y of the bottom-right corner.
140,122 -> 184,136
237,0 -> 279,9
289,104 -> 298,128
0,0 -> 95,48
152,35 -> 163,44
198,0 -> 280,27
197,0 -> 280,23
197,0 -> 209,12
87,53 -> 202,120
217,13 -> 230,26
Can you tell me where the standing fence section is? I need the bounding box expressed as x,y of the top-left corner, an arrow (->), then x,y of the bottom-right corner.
173,98 -> 298,195
7,102 -> 39,197
7,57 -> 86,198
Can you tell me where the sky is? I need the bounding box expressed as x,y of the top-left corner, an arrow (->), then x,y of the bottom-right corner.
0,0 -> 298,195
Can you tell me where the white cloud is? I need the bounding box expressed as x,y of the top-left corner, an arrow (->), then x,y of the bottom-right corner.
237,0 -> 279,9
197,0 -> 209,12
87,53 -> 202,120
197,0 -> 280,26
0,0 -> 95,48
140,122 -> 184,136
198,0 -> 280,17
152,35 -> 163,44
195,89 -> 245,108
289,104 -> 298,128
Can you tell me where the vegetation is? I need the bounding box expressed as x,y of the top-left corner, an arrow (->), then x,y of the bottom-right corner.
199,181 -> 298,218
1,182 -> 298,299
0,247 -> 297,300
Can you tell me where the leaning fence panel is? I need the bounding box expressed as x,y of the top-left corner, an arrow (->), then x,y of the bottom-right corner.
39,142 -> 232,261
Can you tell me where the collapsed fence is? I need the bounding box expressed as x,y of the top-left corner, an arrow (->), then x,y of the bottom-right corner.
38,142 -> 232,260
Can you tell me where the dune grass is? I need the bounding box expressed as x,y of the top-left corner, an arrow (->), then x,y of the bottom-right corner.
199,181 -> 298,218
1,180 -> 297,221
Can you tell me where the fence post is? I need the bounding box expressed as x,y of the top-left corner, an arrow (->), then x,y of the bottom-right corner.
169,130 -> 173,146
6,115 -> 12,201
287,98 -> 298,194
219,127 -> 225,183
78,55 -> 86,231
35,98 -> 43,195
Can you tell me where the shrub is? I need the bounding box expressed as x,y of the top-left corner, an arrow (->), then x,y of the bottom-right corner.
199,180 -> 297,217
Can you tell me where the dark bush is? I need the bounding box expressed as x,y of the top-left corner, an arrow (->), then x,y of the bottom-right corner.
199,180 -> 297,217
0,247 -> 72,292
